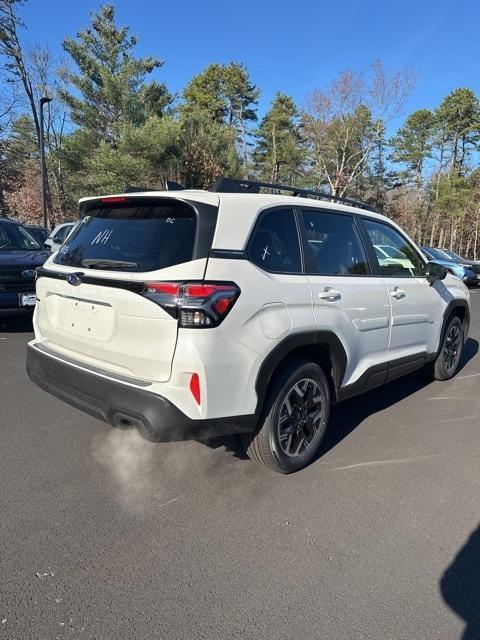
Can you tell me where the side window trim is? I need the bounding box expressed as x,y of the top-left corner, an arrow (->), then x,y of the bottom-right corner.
354,213 -> 381,276
296,206 -> 372,277
293,208 -> 306,274
246,206 -> 304,275
295,206 -> 315,273
358,216 -> 428,278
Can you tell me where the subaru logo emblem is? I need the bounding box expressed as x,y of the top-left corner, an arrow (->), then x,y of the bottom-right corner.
67,273 -> 82,286
22,269 -> 35,279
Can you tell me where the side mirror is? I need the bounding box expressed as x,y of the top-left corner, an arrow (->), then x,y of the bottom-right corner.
426,261 -> 448,284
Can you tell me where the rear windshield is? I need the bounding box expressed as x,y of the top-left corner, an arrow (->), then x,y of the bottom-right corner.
54,198 -> 197,272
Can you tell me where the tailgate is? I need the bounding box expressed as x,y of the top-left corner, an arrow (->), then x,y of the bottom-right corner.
34,271 -> 185,382
32,194 -> 216,382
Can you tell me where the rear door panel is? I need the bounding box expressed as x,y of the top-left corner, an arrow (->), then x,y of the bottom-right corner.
308,275 -> 391,386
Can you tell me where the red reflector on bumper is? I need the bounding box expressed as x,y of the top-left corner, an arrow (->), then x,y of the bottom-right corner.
190,373 -> 201,405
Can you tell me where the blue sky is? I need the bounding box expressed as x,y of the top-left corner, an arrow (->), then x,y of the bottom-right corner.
19,0 -> 480,131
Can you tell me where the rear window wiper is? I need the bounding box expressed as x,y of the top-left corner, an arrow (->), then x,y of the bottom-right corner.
81,259 -> 138,269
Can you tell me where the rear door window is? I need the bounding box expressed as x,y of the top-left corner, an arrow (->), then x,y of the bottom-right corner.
54,198 -> 197,272
301,209 -> 369,275
248,209 -> 302,273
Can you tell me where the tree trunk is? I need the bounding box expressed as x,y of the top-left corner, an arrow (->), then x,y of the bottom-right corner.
474,214 -> 479,261
429,213 -> 438,246
438,226 -> 445,250
270,125 -> 277,183
1,6 -> 53,220
465,232 -> 472,259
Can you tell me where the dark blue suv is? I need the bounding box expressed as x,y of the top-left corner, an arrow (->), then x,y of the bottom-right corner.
0,219 -> 49,312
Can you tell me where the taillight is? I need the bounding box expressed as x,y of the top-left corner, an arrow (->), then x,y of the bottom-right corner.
143,281 -> 240,328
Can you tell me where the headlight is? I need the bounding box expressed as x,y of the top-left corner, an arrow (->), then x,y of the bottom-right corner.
459,263 -> 472,268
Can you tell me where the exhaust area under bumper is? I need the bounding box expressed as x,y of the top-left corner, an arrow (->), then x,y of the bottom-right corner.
26,344 -> 255,441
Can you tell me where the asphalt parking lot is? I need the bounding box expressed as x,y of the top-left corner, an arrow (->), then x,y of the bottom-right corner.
1,291 -> 480,640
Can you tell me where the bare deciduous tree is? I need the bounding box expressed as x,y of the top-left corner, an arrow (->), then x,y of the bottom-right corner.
28,43 -> 71,219
303,60 -> 416,197
0,0 -> 41,143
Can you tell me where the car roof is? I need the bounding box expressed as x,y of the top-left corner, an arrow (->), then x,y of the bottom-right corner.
79,189 -> 384,214
79,190 -> 409,250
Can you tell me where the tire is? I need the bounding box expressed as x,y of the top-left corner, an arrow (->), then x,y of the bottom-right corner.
429,315 -> 464,381
242,358 -> 331,473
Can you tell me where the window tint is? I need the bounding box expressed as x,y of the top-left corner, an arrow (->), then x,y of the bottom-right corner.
27,227 -> 49,243
424,247 -> 448,261
363,219 -> 426,277
53,225 -> 71,243
301,210 -> 369,275
0,222 -> 41,251
249,209 -> 301,273
421,247 -> 435,260
54,199 -> 197,272
442,249 -> 463,261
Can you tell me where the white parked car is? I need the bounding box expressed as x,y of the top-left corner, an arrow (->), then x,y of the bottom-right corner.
27,178 -> 470,473
43,222 -> 74,252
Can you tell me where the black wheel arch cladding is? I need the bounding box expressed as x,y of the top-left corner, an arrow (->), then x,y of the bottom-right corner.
439,300 -> 470,352
254,331 -> 347,414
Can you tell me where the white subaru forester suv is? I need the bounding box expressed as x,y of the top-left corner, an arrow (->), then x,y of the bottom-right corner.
27,178 -> 470,473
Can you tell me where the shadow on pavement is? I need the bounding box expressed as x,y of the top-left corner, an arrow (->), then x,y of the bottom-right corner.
196,434 -> 250,461
458,337 -> 479,373
0,312 -> 34,333
441,525 -> 480,639
318,337 -> 479,459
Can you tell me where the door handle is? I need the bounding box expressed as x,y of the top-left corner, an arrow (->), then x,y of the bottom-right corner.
391,287 -> 406,300
318,288 -> 341,302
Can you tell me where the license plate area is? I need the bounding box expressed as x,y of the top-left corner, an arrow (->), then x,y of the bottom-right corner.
56,296 -> 115,341
19,293 -> 36,307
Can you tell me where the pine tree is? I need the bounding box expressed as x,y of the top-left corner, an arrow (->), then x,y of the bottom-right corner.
435,88 -> 480,174
4,114 -> 37,170
253,93 -> 305,184
390,109 -> 435,188
182,62 -> 258,165
62,4 -> 171,145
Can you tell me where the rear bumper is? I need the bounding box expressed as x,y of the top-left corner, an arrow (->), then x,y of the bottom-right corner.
26,344 -> 256,441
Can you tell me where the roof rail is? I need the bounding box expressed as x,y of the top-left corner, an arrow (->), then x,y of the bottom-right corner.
210,177 -> 376,212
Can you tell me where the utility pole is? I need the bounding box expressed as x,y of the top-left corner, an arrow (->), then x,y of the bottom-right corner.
39,96 -> 52,228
